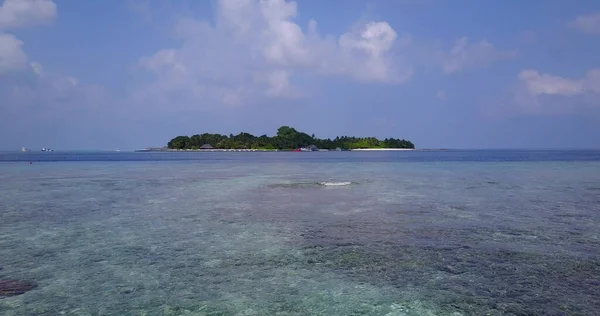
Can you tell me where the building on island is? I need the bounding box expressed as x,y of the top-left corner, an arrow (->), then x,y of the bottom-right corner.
199,144 -> 214,150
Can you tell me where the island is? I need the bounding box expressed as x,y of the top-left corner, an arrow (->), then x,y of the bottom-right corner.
158,126 -> 414,151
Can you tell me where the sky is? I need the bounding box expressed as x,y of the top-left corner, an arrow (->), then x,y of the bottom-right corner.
1,0 -> 600,150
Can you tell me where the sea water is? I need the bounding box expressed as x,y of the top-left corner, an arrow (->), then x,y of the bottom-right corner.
0,150 -> 599,315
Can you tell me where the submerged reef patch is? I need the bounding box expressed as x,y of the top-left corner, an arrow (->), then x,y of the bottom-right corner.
0,280 -> 36,298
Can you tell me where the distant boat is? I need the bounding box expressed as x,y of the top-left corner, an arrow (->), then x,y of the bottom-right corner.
301,145 -> 319,152
296,145 -> 319,152
21,147 -> 30,152
41,148 -> 53,152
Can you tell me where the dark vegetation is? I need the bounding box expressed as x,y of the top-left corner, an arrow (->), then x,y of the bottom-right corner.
167,126 -> 414,150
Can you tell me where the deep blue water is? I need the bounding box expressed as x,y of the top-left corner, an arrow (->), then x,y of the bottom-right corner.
1,150 -> 599,315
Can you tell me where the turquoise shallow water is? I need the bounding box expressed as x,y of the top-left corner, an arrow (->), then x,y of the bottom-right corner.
1,151 -> 599,315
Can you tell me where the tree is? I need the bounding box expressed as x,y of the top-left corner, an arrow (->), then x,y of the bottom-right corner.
167,126 -> 415,150
168,136 -> 191,149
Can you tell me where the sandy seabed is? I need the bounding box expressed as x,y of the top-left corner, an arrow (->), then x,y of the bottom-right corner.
1,151 -> 599,315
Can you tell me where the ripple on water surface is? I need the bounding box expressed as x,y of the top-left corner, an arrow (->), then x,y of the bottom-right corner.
0,154 -> 599,315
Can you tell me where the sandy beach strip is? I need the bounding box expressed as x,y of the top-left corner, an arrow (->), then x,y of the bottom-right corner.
350,148 -> 415,151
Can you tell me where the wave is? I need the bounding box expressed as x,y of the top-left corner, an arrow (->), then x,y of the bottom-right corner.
267,182 -> 314,189
318,181 -> 353,186
268,181 -> 354,189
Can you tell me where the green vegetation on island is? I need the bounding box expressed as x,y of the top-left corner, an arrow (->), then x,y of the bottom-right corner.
167,126 -> 414,150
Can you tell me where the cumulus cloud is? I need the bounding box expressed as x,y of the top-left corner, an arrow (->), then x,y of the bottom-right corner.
518,69 -> 600,96
137,0 -> 411,106
0,0 -> 101,116
441,37 -> 517,74
0,32 -> 27,73
29,61 -> 43,75
0,0 -> 56,29
0,0 -> 56,75
3,66 -> 105,122
516,69 -> 600,112
570,12 -> 600,34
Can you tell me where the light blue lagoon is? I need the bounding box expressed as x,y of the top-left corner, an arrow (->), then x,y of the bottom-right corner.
1,150 -> 599,315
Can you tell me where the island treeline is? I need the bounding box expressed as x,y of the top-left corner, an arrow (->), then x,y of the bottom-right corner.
167,126 -> 414,150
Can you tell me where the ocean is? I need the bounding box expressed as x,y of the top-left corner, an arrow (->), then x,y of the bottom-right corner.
1,150 -> 599,315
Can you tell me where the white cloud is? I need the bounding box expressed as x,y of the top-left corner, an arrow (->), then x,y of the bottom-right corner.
516,69 -> 600,112
139,49 -> 186,74
0,32 -> 27,73
264,69 -> 294,97
0,0 -> 56,75
0,0 -> 56,29
570,12 -> 600,34
137,0 -> 411,106
518,69 -> 600,97
337,21 -> 411,83
30,61 -> 43,75
4,68 -> 104,115
0,0 -> 97,115
441,37 -> 517,74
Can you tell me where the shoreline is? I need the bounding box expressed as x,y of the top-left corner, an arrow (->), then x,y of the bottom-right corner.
134,148 -> 277,152
134,148 -> 416,152
350,148 -> 415,151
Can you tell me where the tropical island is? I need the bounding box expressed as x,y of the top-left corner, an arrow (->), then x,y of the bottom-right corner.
160,126 -> 414,151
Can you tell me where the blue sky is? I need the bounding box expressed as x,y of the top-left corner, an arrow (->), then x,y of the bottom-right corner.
1,0 -> 600,150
